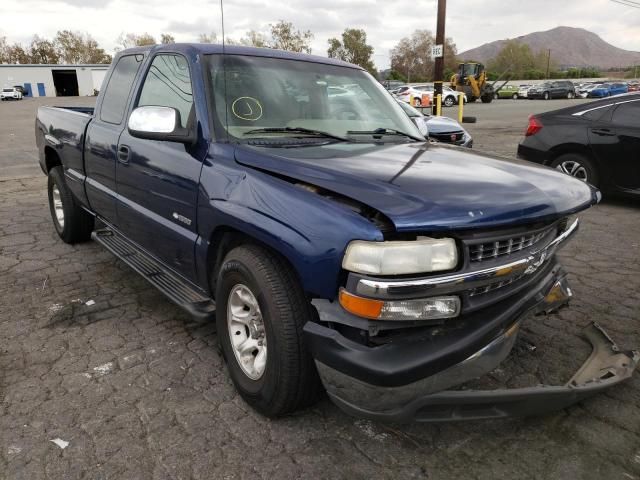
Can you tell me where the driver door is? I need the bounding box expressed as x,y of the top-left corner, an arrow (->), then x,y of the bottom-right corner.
116,53 -> 206,281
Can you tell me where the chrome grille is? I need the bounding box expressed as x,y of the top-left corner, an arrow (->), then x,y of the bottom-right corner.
469,229 -> 551,262
468,273 -> 526,297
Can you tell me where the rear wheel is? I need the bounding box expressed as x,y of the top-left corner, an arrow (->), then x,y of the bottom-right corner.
567,91 -> 575,99
47,166 -> 94,243
512,93 -> 518,100
413,97 -> 422,107
550,153 -> 599,187
543,92 -> 550,100
443,96 -> 455,107
215,244 -> 322,417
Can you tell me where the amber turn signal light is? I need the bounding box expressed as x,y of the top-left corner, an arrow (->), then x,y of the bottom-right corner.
339,289 -> 384,319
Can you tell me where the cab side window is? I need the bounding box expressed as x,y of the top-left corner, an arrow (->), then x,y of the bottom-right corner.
137,55 -> 194,129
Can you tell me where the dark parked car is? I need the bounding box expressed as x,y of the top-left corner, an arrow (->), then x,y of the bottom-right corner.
528,80 -> 576,100
35,44 -> 637,422
518,93 -> 640,196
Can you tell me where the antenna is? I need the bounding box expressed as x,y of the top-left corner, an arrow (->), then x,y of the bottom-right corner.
220,0 -> 226,49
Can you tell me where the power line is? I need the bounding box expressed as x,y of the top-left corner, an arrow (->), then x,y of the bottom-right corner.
610,0 -> 640,8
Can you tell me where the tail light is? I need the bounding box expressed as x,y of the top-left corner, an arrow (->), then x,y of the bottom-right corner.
526,115 -> 543,136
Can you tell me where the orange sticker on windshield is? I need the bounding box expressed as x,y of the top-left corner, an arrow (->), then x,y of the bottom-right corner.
232,97 -> 263,121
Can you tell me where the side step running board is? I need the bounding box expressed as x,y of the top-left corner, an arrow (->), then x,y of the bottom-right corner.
92,228 -> 216,321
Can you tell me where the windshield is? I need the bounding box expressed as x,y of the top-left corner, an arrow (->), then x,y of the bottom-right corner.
207,54 -> 423,143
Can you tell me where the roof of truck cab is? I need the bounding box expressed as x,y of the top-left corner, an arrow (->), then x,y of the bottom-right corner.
116,43 -> 363,70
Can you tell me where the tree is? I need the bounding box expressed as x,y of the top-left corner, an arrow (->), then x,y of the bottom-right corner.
55,30 -> 111,64
269,20 -> 313,53
390,30 -> 457,82
198,32 -> 218,43
160,33 -> 175,44
238,30 -> 269,48
487,40 -> 556,79
327,28 -> 376,75
117,33 -> 156,49
28,35 -> 59,64
3,43 -> 30,64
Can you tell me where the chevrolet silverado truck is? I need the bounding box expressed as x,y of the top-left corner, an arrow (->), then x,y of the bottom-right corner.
35,44 -> 638,422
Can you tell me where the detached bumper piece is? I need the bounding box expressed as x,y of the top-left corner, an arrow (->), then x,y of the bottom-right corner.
322,323 -> 638,423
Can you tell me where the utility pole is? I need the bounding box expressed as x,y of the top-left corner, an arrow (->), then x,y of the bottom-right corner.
546,49 -> 551,79
433,0 -> 446,115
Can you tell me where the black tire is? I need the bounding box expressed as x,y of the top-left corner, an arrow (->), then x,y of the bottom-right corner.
443,96 -> 455,107
480,94 -> 493,103
543,92 -> 550,100
215,244 -> 322,417
47,166 -> 94,243
550,153 -> 600,188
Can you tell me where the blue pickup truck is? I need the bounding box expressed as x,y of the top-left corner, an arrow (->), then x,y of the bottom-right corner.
35,44 -> 638,422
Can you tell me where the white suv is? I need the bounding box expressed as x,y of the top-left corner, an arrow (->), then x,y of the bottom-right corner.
1,87 -> 23,101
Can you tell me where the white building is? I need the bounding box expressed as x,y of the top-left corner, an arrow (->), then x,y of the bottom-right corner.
0,64 -> 110,97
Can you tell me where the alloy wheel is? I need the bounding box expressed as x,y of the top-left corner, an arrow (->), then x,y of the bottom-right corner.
227,284 -> 267,380
52,185 -> 65,228
556,160 -> 588,181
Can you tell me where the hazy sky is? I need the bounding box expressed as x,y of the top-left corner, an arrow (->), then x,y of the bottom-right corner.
3,0 -> 640,68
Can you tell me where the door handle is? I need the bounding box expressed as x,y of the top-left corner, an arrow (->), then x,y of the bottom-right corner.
117,145 -> 130,163
591,128 -> 616,136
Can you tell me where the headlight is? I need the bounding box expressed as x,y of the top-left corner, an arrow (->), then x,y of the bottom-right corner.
342,237 -> 458,275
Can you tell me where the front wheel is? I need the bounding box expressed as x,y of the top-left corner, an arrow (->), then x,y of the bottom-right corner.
512,93 -> 518,100
567,91 -> 575,99
550,153 -> 599,187
47,166 -> 94,243
215,244 -> 322,417
443,96 -> 455,107
543,92 -> 550,100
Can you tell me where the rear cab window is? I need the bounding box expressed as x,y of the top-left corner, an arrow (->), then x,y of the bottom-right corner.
100,54 -> 144,124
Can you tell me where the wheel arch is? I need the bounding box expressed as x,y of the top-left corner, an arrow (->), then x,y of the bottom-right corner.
44,146 -> 62,172
547,143 -> 599,169
204,225 -> 309,301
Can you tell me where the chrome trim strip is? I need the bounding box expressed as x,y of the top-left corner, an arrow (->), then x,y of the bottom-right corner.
357,219 -> 579,297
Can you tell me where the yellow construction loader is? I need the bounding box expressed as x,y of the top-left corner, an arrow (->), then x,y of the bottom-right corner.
450,62 -> 511,104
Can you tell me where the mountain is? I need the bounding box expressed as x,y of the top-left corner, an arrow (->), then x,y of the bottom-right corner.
459,26 -> 640,69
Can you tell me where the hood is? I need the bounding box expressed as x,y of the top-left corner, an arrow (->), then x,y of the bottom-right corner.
235,142 -> 598,232
424,116 -> 465,134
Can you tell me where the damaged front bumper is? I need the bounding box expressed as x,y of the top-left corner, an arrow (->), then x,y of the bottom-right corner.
305,272 -> 639,422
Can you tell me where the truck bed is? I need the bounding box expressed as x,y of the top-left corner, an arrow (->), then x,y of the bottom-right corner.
35,105 -> 94,204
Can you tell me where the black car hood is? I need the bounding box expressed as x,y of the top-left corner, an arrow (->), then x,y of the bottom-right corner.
235,141 -> 598,232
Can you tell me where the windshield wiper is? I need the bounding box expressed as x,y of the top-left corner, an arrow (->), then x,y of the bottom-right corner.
243,127 -> 348,142
347,128 -> 423,142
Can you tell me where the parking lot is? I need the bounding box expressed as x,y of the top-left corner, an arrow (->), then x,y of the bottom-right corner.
1,97 -> 639,479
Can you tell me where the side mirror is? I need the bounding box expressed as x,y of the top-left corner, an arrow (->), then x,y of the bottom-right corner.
128,106 -> 195,144
411,116 -> 429,137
